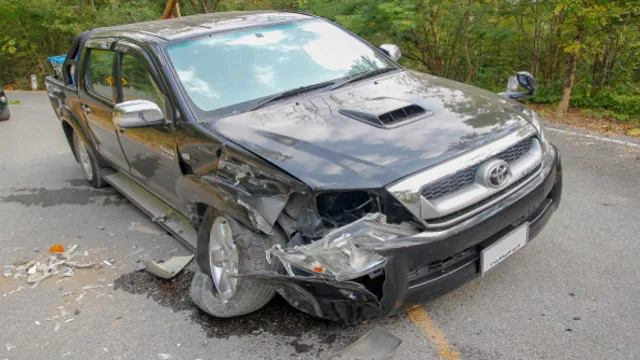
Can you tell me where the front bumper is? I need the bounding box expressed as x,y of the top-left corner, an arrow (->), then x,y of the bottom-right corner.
248,147 -> 562,322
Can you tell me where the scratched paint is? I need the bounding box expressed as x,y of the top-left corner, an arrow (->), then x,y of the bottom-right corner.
408,306 -> 461,360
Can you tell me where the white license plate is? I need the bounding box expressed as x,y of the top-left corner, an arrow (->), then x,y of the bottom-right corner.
481,223 -> 529,275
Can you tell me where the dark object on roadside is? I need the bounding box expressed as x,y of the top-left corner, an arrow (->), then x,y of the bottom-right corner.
44,11 -> 562,322
0,87 -> 10,121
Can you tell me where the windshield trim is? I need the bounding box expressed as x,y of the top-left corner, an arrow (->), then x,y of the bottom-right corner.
160,18 -> 402,121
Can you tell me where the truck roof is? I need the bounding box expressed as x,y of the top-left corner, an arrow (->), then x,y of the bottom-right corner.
90,11 -> 314,42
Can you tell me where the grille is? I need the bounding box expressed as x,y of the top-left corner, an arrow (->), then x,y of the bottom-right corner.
421,137 -> 534,200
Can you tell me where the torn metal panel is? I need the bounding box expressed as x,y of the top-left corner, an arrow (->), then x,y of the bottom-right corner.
141,255 -> 194,279
217,149 -> 306,196
240,273 -> 381,322
238,195 -> 288,226
237,198 -> 275,235
327,328 -> 402,360
268,213 -> 418,281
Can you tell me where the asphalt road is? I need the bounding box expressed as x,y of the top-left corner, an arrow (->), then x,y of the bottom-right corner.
1,91 -> 639,360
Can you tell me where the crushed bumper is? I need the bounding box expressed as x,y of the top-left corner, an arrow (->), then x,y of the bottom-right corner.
246,148 -> 562,322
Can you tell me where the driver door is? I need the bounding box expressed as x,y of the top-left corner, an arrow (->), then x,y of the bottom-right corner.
113,42 -> 182,208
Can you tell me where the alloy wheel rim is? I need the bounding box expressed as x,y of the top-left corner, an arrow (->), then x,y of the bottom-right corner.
77,141 -> 93,180
208,217 -> 239,302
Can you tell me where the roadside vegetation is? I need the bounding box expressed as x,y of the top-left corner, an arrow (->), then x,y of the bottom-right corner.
1,0 -> 638,133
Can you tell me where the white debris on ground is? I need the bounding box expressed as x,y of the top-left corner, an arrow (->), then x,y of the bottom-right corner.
1,244 -> 113,294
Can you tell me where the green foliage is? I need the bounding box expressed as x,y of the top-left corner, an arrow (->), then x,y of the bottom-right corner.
1,0 -> 639,120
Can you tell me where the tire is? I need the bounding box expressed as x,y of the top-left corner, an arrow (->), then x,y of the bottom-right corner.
190,208 -> 284,318
0,107 -> 9,121
72,131 -> 106,188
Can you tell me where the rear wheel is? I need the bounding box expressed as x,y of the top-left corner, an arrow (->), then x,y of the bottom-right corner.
190,208 -> 284,318
72,131 -> 106,188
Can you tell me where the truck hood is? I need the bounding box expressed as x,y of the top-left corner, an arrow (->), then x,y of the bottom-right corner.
203,70 -> 535,190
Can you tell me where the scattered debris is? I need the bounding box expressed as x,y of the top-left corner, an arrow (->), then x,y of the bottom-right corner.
3,245 -> 105,291
53,322 -> 61,332
5,343 -> 16,352
135,263 -> 147,272
61,268 -> 74,278
35,321 -> 41,325
81,285 -> 104,290
128,248 -> 145,257
142,255 -> 194,279
108,232 -> 115,237
66,261 -> 94,268
97,225 -> 105,230
65,318 -> 74,323
573,317 -> 582,321
130,221 -> 163,235
103,260 -> 113,266
49,244 -> 65,253
5,286 -> 23,296
569,293 -> 575,297
74,309 -> 80,315
158,353 -> 171,359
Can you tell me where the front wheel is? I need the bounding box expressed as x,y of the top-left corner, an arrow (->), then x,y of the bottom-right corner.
0,107 -> 9,121
190,208 -> 284,318
72,131 -> 106,188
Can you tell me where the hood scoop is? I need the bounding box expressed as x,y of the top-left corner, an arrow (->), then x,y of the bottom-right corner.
339,97 -> 433,128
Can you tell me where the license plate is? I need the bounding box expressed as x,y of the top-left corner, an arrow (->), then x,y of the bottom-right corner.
481,223 -> 529,275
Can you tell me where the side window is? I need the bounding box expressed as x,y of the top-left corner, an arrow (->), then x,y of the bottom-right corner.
120,54 -> 166,113
86,49 -> 116,101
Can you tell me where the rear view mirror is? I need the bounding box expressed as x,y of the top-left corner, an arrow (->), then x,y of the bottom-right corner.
498,71 -> 537,100
114,100 -> 168,128
379,44 -> 401,62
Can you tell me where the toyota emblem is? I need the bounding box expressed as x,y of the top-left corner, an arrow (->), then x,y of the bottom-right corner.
478,159 -> 511,189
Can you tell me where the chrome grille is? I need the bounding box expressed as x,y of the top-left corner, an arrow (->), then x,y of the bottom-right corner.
421,137 -> 534,200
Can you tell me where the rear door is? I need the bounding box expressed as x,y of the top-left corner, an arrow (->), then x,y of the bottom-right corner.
79,40 -> 129,171
114,41 -> 183,207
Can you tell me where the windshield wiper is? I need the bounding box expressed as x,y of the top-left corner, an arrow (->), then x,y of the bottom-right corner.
249,80 -> 335,111
329,67 -> 396,90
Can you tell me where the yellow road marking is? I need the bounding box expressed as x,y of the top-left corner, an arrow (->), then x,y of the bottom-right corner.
408,306 -> 461,360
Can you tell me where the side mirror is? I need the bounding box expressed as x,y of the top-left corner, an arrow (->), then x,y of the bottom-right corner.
499,71 -> 537,100
114,100 -> 167,128
379,44 -> 401,62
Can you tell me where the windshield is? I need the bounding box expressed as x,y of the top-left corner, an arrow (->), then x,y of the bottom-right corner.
166,19 -> 395,115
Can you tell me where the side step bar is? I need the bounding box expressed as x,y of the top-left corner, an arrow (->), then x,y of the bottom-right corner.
102,170 -> 197,251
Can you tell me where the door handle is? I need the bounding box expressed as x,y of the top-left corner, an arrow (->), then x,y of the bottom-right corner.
81,104 -> 91,114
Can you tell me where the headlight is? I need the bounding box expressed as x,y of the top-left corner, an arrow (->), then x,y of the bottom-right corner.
528,110 -> 549,151
268,213 -> 414,281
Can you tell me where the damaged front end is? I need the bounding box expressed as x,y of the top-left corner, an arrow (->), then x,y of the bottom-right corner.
253,213 -> 421,322
267,213 -> 416,281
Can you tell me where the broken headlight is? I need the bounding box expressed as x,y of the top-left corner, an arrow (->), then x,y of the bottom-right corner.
269,213 -> 416,281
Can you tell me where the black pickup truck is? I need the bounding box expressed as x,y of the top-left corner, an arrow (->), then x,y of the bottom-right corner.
45,11 -> 562,322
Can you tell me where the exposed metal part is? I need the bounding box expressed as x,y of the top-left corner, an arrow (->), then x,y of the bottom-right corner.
387,127 -> 542,227
77,140 -> 93,180
237,198 -> 275,235
269,213 -> 418,281
209,216 -> 239,302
